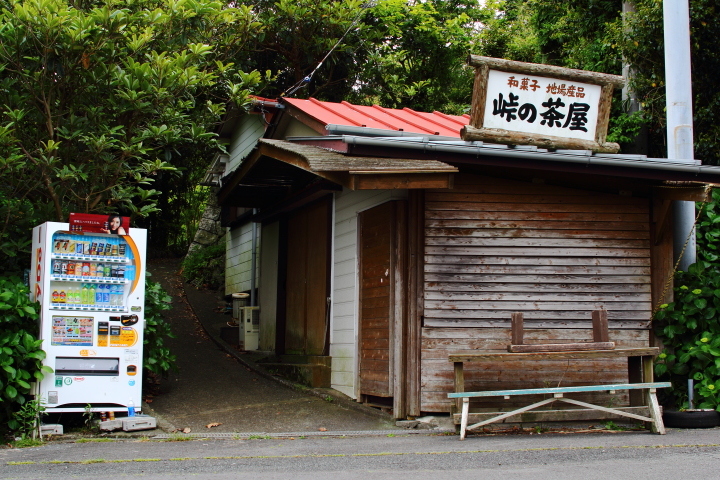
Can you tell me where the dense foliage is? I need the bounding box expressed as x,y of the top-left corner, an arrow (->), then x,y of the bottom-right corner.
654,189 -> 720,410
0,278 -> 52,434
244,0 -> 487,114
0,0 -> 266,267
143,277 -> 176,381
181,241 -> 225,290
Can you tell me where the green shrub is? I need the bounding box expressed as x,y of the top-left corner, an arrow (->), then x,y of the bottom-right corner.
143,276 -> 177,381
654,264 -> 720,410
654,189 -> 720,410
0,277 -> 52,434
181,242 -> 225,290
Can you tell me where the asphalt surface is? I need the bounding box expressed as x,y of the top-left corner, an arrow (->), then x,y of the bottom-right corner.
2,427 -> 720,479
139,258 -> 402,435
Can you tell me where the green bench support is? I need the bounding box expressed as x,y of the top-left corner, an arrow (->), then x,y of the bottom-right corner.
448,381 -> 671,440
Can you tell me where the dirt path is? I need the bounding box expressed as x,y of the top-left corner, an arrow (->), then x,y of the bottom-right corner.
144,258 -> 395,434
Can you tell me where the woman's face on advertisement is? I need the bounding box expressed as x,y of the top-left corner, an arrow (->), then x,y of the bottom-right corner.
110,217 -> 121,230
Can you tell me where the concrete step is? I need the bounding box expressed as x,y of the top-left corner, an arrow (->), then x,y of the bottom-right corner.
261,362 -> 331,388
258,355 -> 332,388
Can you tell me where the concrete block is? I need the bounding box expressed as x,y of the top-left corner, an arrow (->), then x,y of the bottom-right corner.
122,415 -> 157,431
98,419 -> 124,432
40,424 -> 63,435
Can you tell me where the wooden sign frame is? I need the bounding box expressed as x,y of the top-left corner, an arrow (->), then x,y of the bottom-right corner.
462,55 -> 625,153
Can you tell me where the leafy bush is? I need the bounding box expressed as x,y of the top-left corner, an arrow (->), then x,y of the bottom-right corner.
144,276 -> 177,381
181,242 -> 225,290
0,277 -> 52,433
654,189 -> 720,410
654,265 -> 720,410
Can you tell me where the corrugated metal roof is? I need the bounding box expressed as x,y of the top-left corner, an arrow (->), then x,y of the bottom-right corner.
280,97 -> 468,137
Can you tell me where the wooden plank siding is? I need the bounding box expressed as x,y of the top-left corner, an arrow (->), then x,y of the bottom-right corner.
420,174 -> 652,412
357,200 -> 409,419
284,197 -> 331,355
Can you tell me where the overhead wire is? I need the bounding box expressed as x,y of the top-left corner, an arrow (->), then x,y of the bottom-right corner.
281,2 -> 374,97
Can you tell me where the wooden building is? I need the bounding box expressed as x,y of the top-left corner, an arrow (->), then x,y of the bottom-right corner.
213,93 -> 720,419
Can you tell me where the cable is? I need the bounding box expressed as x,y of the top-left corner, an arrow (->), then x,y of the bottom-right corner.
281,3 -> 373,97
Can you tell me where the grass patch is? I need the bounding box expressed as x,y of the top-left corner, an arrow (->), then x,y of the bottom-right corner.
81,459 -> 106,464
247,435 -> 272,440
7,461 -> 36,465
10,438 -> 44,448
603,421 -> 628,431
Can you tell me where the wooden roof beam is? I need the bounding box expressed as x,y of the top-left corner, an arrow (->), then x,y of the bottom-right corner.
350,172 -> 454,190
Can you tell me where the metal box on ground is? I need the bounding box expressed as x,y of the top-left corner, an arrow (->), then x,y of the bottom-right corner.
122,415 -> 156,431
238,306 -> 259,351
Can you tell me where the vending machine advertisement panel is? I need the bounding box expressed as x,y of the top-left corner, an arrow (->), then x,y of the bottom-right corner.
30,220 -> 147,413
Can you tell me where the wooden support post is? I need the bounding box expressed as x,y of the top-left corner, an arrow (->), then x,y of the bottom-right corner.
454,361 -> 465,414
460,397 -> 470,441
592,309 -> 609,343
511,312 -> 524,345
646,388 -> 666,435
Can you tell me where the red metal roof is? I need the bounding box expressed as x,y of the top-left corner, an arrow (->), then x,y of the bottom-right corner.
280,97 -> 469,138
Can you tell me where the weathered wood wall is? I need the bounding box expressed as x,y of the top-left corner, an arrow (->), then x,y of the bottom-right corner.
358,202 -> 395,397
420,174 -> 652,412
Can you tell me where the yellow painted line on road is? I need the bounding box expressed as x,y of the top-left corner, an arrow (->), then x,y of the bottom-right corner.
6,443 -> 720,466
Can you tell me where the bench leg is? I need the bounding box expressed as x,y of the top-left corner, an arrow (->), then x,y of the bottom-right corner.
646,388 -> 666,435
460,397 -> 469,440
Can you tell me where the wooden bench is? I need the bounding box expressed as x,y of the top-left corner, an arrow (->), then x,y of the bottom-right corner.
448,381 -> 670,440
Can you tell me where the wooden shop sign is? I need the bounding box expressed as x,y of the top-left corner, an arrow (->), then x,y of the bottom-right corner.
462,55 -> 625,153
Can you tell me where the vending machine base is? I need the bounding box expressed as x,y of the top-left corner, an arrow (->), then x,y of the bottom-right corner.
98,419 -> 124,432
122,415 -> 157,431
40,424 -> 64,435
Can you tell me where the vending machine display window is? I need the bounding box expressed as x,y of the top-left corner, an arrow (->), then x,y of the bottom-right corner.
51,316 -> 94,346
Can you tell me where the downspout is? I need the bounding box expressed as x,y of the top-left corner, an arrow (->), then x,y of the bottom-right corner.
250,209 -> 258,306
664,0 -> 696,270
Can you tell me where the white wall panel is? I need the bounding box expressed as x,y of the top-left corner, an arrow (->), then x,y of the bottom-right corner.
225,222 -> 260,295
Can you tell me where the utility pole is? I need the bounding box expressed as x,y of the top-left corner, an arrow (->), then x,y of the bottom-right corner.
664,0 -> 696,270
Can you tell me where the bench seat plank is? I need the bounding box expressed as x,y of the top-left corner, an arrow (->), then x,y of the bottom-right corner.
448,382 -> 671,398
449,347 -> 659,363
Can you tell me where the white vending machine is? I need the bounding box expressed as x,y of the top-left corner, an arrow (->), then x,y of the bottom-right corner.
30,218 -> 147,414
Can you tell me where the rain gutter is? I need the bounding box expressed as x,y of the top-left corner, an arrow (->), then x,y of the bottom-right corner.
325,124 -> 458,141
338,135 -> 720,178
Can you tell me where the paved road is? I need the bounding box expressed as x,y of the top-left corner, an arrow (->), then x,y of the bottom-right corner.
2,428 -> 720,479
